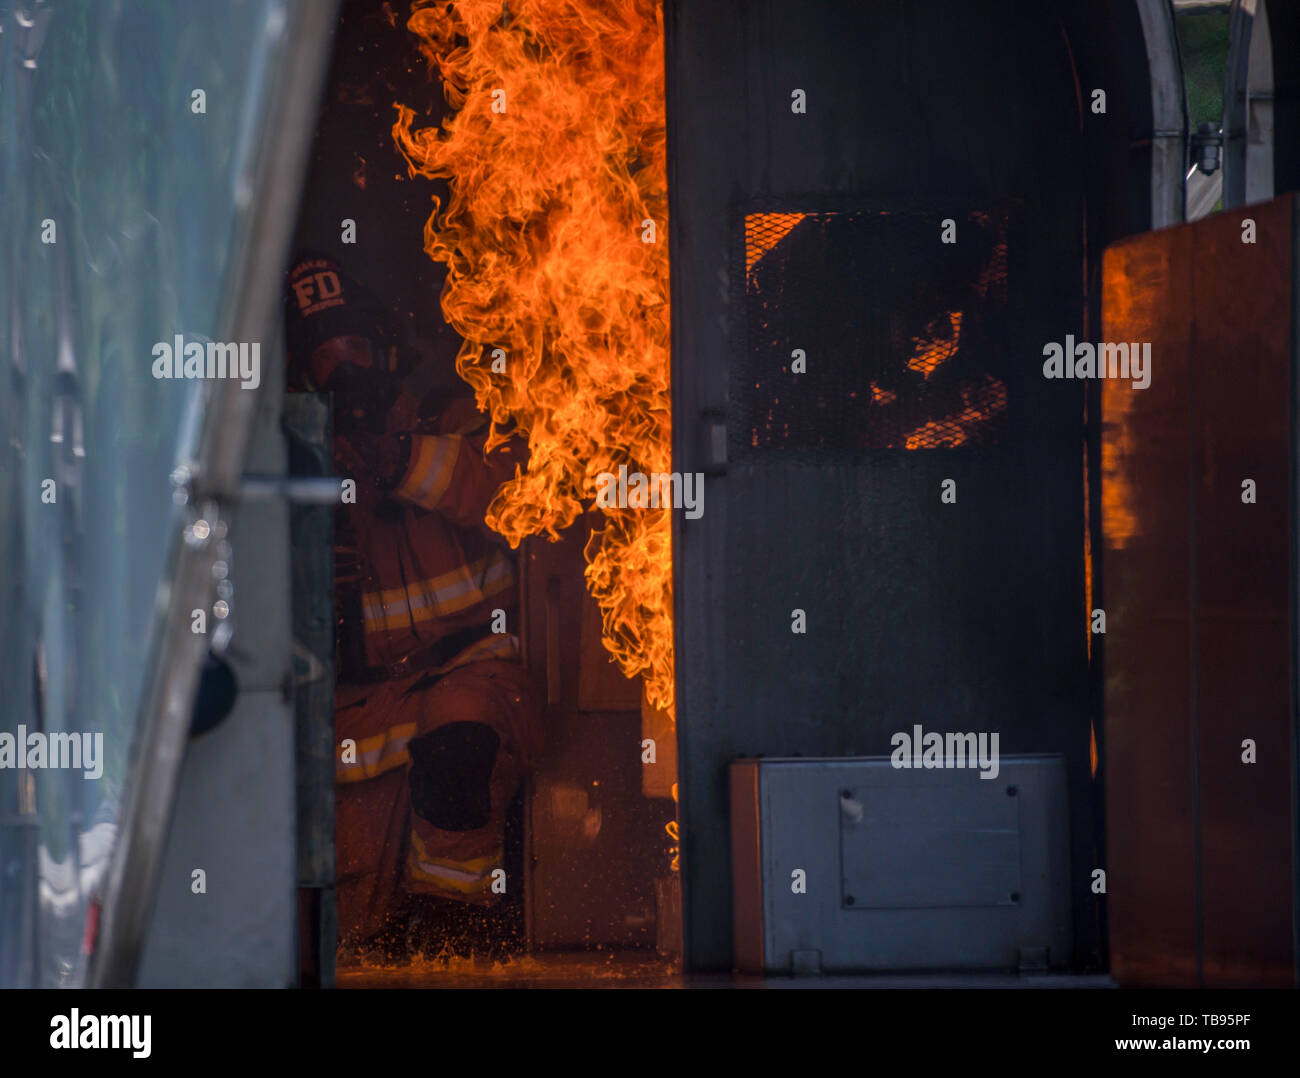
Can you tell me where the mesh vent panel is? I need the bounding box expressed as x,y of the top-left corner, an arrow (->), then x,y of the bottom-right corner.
737,210 -> 1011,454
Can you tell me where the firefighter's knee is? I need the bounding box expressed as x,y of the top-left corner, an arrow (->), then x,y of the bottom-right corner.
407,721 -> 499,832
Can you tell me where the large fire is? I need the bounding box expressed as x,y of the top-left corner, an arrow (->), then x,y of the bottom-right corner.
393,0 -> 674,714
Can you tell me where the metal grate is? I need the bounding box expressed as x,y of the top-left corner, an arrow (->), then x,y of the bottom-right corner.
744,213 -> 808,277
737,210 -> 1011,454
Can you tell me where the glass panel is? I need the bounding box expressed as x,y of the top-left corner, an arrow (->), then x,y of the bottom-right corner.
0,0 -> 292,987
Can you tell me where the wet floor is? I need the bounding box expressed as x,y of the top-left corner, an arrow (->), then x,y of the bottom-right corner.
336,951 -> 1115,989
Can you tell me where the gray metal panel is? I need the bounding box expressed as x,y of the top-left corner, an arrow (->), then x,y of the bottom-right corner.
752,756 -> 1070,973
228,376 -> 293,696
135,691 -> 296,988
1222,0 -> 1269,209
1137,0 -> 1189,228
840,777 -> 1021,909
135,327 -> 298,987
1243,0 -> 1276,207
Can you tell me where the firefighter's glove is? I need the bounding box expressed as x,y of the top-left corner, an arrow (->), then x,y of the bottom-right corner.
335,432 -> 409,492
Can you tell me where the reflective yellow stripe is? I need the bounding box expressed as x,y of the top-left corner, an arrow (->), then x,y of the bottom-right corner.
409,834 -> 502,893
366,559 -> 491,608
409,868 -> 488,895
334,641 -> 522,786
411,834 -> 499,873
395,434 -> 461,509
336,722 -> 417,783
361,550 -> 514,631
425,552 -> 513,616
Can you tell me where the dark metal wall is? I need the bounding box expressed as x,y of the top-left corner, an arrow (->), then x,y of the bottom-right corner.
667,0 -> 1156,971
285,393 -> 337,987
1265,0 -> 1300,197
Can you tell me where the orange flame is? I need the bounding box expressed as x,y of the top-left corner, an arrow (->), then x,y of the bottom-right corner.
393,0 -> 674,714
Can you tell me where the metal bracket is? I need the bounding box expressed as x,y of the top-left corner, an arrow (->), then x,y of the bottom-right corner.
1190,122 -> 1224,176
291,638 -> 328,687
701,410 -> 727,476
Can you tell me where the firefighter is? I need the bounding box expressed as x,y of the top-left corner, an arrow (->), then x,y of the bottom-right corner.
284,253 -> 543,959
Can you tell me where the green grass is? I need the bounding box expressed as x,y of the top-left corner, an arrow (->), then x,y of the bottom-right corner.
1176,5 -> 1232,130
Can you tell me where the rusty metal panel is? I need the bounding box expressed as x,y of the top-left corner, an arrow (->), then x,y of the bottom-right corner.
1192,199 -> 1294,987
729,761 -> 764,973
1101,227 -> 1199,987
1102,193 -> 1297,987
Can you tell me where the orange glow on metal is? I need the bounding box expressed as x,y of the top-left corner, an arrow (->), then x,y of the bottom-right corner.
901,373 -> 1007,449
393,0 -> 674,715
1084,440 -> 1093,662
907,311 -> 963,379
745,213 -> 808,277
1100,246 -> 1155,550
